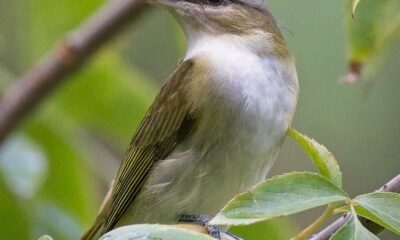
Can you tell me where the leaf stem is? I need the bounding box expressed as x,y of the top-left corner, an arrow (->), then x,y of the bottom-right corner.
291,203 -> 339,240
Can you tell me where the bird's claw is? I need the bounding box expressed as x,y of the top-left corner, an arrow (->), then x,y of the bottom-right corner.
178,214 -> 244,240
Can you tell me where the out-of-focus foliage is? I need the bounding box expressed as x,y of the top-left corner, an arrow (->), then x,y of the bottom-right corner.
0,1 -> 157,239
352,0 -> 361,16
344,0 -> 400,83
0,0 -> 400,240
38,236 -> 53,240
0,135 -> 47,200
0,0 -> 295,239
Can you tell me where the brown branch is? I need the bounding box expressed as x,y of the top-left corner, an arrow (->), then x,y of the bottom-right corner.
0,0 -> 150,144
310,174 -> 400,240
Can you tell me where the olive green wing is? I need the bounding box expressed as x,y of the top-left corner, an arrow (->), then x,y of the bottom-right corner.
102,60 -> 196,233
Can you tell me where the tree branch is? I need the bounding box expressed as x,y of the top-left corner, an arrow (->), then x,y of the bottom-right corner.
310,174 -> 400,240
0,0 -> 150,144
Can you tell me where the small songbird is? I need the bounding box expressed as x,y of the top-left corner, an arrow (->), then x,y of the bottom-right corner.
82,0 -> 299,239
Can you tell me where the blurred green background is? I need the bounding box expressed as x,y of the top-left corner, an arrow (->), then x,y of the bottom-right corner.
0,0 -> 399,239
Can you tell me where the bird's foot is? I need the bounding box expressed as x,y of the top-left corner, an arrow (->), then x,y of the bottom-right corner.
178,214 -> 244,240
178,214 -> 220,238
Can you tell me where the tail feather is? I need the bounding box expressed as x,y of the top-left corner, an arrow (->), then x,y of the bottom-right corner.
80,220 -> 104,240
81,181 -> 114,240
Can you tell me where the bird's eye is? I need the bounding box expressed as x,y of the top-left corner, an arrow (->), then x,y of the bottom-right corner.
206,0 -> 225,6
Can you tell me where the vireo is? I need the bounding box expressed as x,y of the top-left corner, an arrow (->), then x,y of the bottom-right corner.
82,0 -> 298,239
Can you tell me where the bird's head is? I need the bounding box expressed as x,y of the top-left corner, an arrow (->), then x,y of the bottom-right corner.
147,0 -> 289,56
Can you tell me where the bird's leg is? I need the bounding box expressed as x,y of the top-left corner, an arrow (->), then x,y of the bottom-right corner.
178,214 -> 220,238
177,214 -> 244,240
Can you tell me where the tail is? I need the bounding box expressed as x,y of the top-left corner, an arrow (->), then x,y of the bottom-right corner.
80,220 -> 104,240
81,181 -> 114,240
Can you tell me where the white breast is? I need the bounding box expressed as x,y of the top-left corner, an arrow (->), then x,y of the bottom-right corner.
118,35 -> 299,226
185,35 -> 298,208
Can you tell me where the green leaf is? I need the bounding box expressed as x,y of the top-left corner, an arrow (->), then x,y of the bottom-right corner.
0,134 -> 48,200
330,214 -> 379,240
347,0 -> 400,62
54,51 -> 156,145
229,219 -> 297,240
99,224 -> 215,240
23,51 -> 157,231
352,0 -> 361,16
0,175 -> 29,239
38,236 -> 53,240
353,193 -> 400,235
210,172 -> 349,226
334,206 -> 351,215
35,203 -> 84,240
24,111 -> 96,225
344,0 -> 400,83
29,0 -> 103,58
288,128 -> 342,187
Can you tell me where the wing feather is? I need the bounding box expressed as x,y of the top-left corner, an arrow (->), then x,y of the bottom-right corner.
102,60 -> 196,233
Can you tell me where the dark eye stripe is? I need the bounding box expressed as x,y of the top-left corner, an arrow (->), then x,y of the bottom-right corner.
185,0 -> 233,7
205,0 -> 225,6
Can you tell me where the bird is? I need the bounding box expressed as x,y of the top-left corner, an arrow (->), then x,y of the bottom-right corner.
82,0 -> 299,239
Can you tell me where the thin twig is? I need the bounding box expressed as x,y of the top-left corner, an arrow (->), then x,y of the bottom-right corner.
292,203 -> 339,240
310,174 -> 400,240
377,174 -> 400,193
0,0 -> 150,144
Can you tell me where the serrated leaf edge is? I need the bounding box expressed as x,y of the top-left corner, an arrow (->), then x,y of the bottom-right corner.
210,172 -> 349,226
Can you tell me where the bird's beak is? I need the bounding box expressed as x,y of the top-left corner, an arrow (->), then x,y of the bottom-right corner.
146,0 -> 179,9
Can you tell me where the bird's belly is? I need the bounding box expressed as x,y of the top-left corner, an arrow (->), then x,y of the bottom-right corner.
118,53 -> 298,226
181,93 -> 289,217
118,89 -> 291,226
